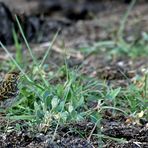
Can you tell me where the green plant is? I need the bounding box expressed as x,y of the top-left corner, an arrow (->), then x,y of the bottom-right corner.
79,0 -> 148,58
12,28 -> 23,66
0,16 -> 104,132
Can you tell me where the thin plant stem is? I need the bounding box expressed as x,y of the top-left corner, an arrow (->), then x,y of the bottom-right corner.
0,42 -> 32,82
15,15 -> 37,65
40,28 -> 60,67
118,0 -> 136,42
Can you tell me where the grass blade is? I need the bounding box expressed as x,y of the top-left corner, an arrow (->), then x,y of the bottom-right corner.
15,15 -> 37,65
40,28 -> 60,67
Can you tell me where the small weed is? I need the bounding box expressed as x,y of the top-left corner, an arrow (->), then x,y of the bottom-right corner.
79,0 -> 148,59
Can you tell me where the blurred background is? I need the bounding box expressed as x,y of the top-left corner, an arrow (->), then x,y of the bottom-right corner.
0,0 -> 148,46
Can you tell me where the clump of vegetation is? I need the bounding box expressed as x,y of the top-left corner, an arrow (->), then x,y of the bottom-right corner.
0,4 -> 148,144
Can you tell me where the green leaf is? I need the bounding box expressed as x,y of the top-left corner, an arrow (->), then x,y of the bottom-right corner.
8,115 -> 35,120
68,104 -> 74,113
51,97 -> 59,109
107,87 -> 121,100
60,111 -> 68,121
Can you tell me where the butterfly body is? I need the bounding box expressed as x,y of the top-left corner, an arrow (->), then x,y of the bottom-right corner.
0,72 -> 20,101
